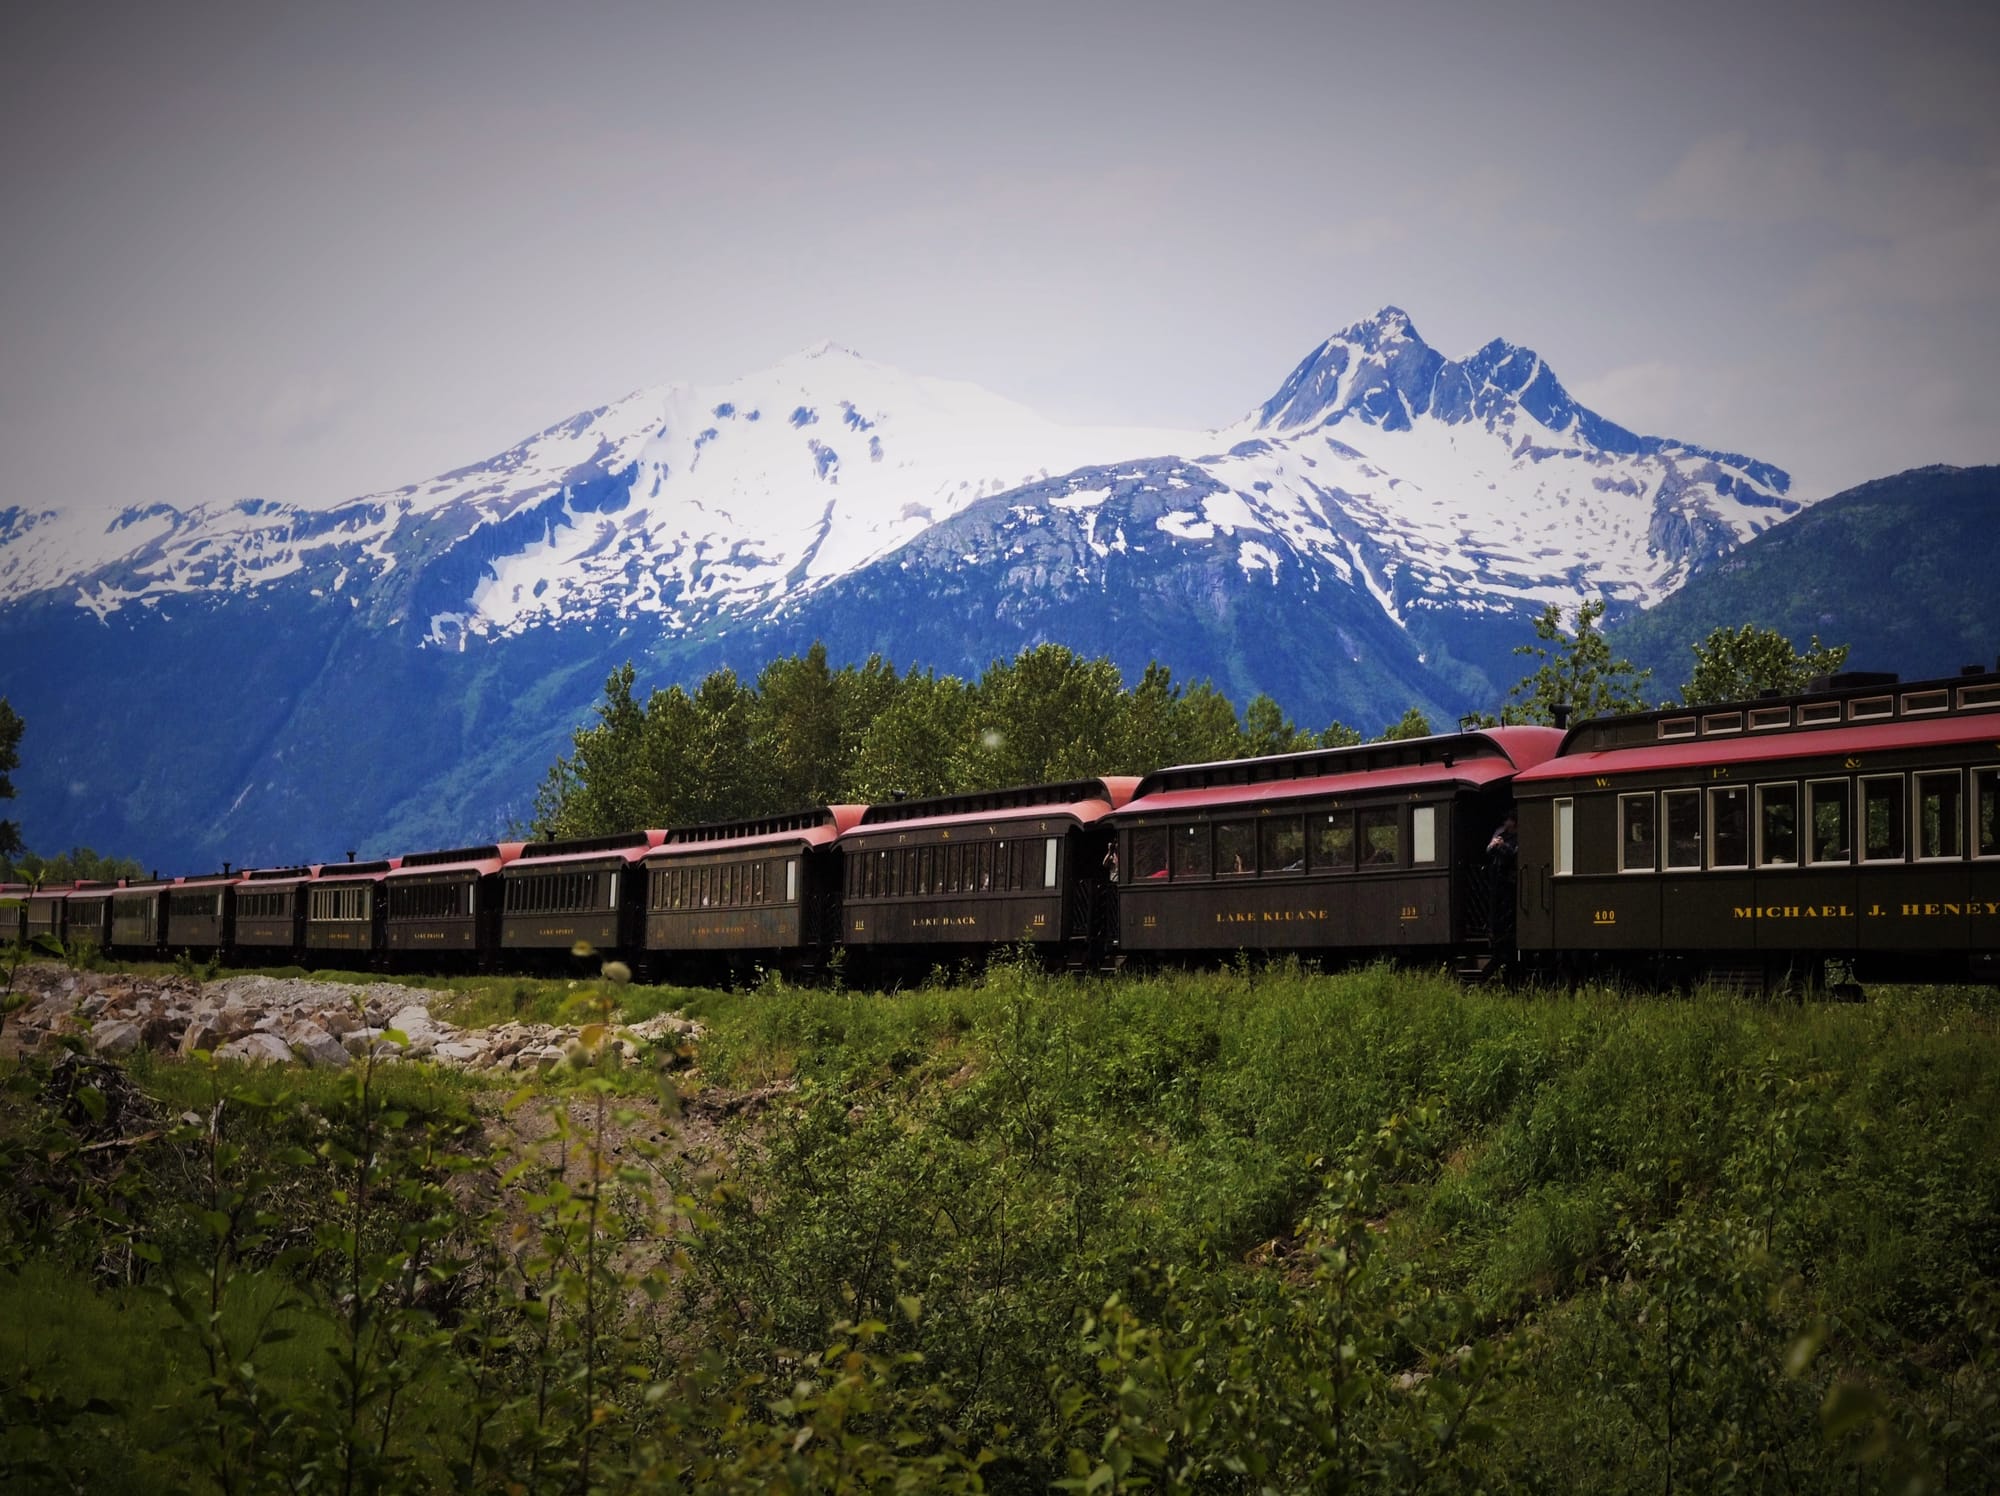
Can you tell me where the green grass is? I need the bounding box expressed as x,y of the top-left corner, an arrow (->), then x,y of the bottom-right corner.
4,962 -> 1998,1490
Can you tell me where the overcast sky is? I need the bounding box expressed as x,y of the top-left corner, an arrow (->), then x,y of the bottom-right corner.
4,0 -> 1996,516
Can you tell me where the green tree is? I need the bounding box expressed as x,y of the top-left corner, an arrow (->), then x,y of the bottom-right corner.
531,664 -> 656,839
0,700 -> 20,861
1376,707 -> 1433,741
754,644 -> 849,810
1241,694 -> 1317,758
1681,625 -> 1850,706
1318,720 -> 1364,748
1505,599 -> 1653,725
3,847 -> 145,884
849,669 -> 977,801
968,645 -> 1126,788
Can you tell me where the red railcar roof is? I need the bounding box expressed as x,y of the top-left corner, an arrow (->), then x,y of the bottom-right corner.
387,846 -> 522,881
1519,711 -> 2000,783
508,834 -> 666,873
239,866 -> 322,888
316,858 -> 403,885
841,791 -> 1131,842
657,805 -> 867,858
1114,756 -> 1524,817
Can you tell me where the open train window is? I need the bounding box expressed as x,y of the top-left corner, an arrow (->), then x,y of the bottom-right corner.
1260,817 -> 1305,874
1861,776 -> 1905,861
1216,821 -> 1256,876
1359,808 -> 1400,867
1903,690 -> 1948,715
1707,787 -> 1749,869
1171,824 -> 1211,879
1808,780 -> 1851,864
1798,702 -> 1842,725
1313,811 -> 1354,872
1749,707 -> 1791,731
1663,791 -> 1701,870
1412,805 -> 1437,864
1129,828 -> 1167,881
1916,772 -> 1964,860
1978,770 -> 2000,858
1619,793 -> 1655,872
1757,784 -> 1799,867
1849,696 -> 1892,721
1658,717 -> 1696,740
1703,712 -> 1744,735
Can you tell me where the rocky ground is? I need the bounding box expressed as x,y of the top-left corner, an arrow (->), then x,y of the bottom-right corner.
0,964 -> 699,1073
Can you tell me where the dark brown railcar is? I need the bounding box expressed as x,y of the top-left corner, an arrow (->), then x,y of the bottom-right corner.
838,781 -> 1136,972
1108,729 -> 1564,964
501,831 -> 664,964
384,843 -> 522,965
305,859 -> 398,963
0,882 -> 27,946
235,866 -> 317,957
166,873 -> 241,953
643,807 -> 864,980
63,882 -> 119,955
1514,668 -> 2000,987
110,882 -> 170,957
25,885 -> 73,948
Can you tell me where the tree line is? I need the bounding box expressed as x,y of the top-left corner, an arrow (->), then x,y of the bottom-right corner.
530,616 -> 1850,841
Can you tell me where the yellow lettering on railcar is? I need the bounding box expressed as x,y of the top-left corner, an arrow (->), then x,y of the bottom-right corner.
1592,910 -> 1617,926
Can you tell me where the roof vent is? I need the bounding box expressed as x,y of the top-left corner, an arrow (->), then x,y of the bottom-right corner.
1968,664 -> 1988,676
1551,703 -> 1573,730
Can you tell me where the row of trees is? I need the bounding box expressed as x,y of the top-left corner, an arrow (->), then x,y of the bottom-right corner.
532,618 -> 1852,841
529,645 -> 1436,840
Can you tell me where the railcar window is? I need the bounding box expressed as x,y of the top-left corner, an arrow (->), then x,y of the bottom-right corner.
1960,683 -> 2000,710
787,859 -> 798,902
1359,808 -> 1400,867
1707,787 -> 1749,869
1411,805 -> 1437,864
1749,707 -> 1791,731
1130,828 -> 1169,880
1798,702 -> 1842,725
1044,839 -> 1059,889
1862,777 -> 1906,861
1978,770 -> 2000,857
1848,696 -> 1892,720
1808,781 -> 1852,864
1260,817 -> 1305,873
1916,772 -> 1964,860
391,882 -> 467,921
1757,784 -> 1799,867
1666,790 -> 1705,870
1703,712 -> 1743,735
1216,821 -> 1256,876
1172,824 -> 1212,879
1903,690 -> 1947,715
978,842 -> 994,891
1314,812 -> 1355,872
1619,794 -> 1656,873
1554,799 -> 1574,876
1658,717 -> 1696,740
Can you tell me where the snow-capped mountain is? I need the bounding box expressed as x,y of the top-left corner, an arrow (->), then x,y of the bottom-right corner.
0,307 -> 1805,870
5,308 -> 1794,648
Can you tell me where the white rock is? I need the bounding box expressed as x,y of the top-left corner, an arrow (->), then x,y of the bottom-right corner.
90,1020 -> 143,1056
217,1032 -> 296,1065
288,1024 -> 349,1069
387,1003 -> 435,1035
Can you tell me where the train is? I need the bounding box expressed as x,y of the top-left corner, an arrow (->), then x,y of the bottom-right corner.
9,664 -> 2000,994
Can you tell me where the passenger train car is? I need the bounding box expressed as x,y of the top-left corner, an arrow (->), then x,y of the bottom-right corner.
1513,668 -> 2000,987
11,664 -> 2000,993
1107,728 -> 1563,967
